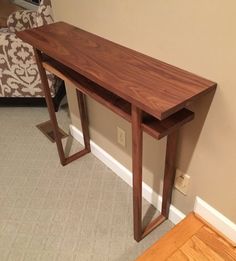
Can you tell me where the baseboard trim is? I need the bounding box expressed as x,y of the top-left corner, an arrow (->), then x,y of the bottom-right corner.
69,124 -> 185,225
70,124 -> 236,242
194,196 -> 236,245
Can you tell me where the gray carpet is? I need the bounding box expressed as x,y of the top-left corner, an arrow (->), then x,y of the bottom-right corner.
0,106 -> 173,261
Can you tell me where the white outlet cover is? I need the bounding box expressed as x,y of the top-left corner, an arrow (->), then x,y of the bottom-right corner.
117,127 -> 126,147
174,174 -> 190,195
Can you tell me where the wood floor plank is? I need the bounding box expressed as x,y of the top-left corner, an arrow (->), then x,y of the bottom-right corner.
137,212 -> 236,260
167,250 -> 189,260
196,226 -> 236,261
136,213 -> 204,261
195,213 -> 236,247
180,236 -> 225,260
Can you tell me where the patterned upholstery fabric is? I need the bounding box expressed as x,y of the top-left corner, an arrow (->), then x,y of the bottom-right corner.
36,0 -> 53,27
0,0 -> 58,98
7,10 -> 37,32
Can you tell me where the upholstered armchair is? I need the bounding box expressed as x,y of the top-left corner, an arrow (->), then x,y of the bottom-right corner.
0,0 -> 65,110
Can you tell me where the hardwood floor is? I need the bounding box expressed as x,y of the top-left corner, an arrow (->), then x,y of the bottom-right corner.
137,213 -> 236,260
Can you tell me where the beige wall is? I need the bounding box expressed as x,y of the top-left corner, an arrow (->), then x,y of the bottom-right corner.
52,0 -> 236,222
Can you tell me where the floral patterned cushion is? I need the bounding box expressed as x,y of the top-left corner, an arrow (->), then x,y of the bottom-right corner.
0,0 -> 58,98
36,0 -> 53,27
7,10 -> 37,33
0,29 -> 56,97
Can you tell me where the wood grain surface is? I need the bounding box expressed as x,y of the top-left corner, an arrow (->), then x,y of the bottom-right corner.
17,22 -> 216,120
42,58 -> 194,140
137,213 -> 204,260
136,213 -> 236,261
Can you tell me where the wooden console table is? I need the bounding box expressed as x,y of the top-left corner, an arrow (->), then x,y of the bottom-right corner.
17,22 -> 216,242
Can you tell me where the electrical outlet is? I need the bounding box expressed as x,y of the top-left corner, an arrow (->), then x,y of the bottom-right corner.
117,127 -> 126,147
174,169 -> 190,195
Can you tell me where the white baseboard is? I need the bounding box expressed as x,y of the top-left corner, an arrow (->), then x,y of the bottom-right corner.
70,124 -> 236,243
194,197 -> 236,245
69,124 -> 185,225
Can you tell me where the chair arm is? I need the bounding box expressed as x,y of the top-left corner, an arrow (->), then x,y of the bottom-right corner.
7,10 -> 37,33
0,31 -> 56,97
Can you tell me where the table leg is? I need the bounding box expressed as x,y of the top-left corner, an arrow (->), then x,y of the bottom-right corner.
161,130 -> 178,218
76,89 -> 91,151
131,105 -> 179,242
131,105 -> 143,242
142,131 -> 178,240
34,48 -> 90,166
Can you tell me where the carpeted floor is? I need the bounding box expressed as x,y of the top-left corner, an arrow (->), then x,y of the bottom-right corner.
0,106 -> 173,261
